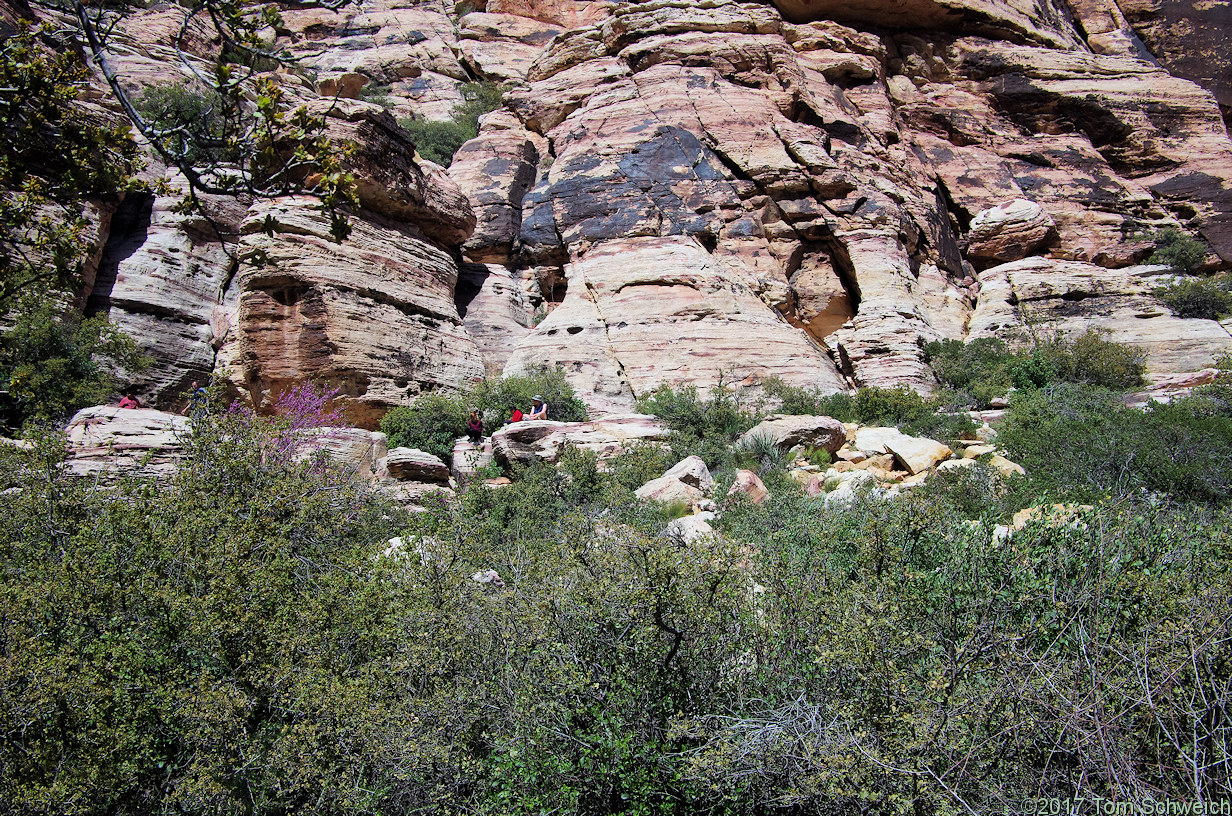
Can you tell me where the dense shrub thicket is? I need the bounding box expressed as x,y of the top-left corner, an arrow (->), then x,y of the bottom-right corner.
999,381 -> 1232,504
2,389 -> 1230,813
923,329 -> 1147,408
380,367 -> 587,460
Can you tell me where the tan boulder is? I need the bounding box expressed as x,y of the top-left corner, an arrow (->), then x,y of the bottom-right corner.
988,454 -> 1026,478
966,199 -> 1058,268
305,428 -> 389,480
738,414 -> 847,454
452,438 -> 496,484
962,444 -> 996,459
853,426 -> 951,474
491,415 -> 670,467
663,455 -> 714,492
65,406 -> 189,479
384,448 -> 451,485
636,476 -> 704,507
788,468 -> 823,496
727,469 -> 770,505
664,511 -> 717,543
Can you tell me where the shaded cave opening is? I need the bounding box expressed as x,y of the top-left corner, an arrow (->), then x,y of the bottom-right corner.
86,192 -> 154,318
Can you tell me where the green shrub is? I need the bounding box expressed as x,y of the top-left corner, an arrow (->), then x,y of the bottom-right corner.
1036,328 -> 1146,389
637,382 -> 755,442
734,429 -> 786,474
0,402 -> 413,814
3,385 -> 1231,813
998,383 -> 1232,504
1149,226 -> 1208,274
380,391 -> 472,462
0,296 -> 149,431
135,81 -> 235,165
1154,274 -> 1232,320
926,329 -> 1146,408
398,81 -> 504,167
472,366 -> 587,430
380,368 -> 588,462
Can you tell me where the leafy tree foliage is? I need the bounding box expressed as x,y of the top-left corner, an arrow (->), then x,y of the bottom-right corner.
1154,273 -> 1232,320
0,24 -> 141,309
924,329 -> 1146,408
0,296 -> 148,431
1149,226 -> 1208,274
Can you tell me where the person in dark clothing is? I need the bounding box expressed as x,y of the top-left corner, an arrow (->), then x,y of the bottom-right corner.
467,410 -> 483,443
181,381 -> 208,417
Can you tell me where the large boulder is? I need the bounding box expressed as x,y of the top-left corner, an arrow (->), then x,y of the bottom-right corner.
854,427 -> 952,475
966,199 -> 1058,268
65,406 -> 190,478
490,415 -> 669,467
635,476 -> 704,507
738,414 -> 846,454
662,455 -> 714,492
384,448 -> 451,484
727,469 -> 769,505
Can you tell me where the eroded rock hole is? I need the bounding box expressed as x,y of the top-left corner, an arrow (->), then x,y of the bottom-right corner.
87,192 -> 154,317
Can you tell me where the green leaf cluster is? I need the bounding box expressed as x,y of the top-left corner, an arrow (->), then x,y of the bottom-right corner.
924,329 -> 1146,409
397,81 -> 504,167
0,296 -> 149,431
380,367 -> 588,461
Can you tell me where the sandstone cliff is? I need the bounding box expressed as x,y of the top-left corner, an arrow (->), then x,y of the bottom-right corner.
73,0 -> 1232,420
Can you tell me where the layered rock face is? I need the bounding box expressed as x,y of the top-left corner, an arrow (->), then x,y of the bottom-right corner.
81,0 -> 1232,422
465,0 -> 1232,404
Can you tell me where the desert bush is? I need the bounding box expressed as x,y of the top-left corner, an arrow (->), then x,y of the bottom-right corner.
761,377 -> 975,441
734,429 -> 786,474
472,366 -> 587,429
398,81 -> 503,167
926,329 -> 1146,408
380,391 -> 472,462
1154,274 -> 1232,320
1036,328 -> 1146,389
1149,226 -> 1208,274
0,296 -> 148,431
380,368 -> 587,462
637,382 -> 756,443
4,386 -> 1231,814
0,391 -> 420,815
998,383 -> 1232,504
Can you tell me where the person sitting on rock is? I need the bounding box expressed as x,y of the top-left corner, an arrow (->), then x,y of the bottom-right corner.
117,393 -> 141,409
526,395 -> 548,421
466,410 -> 483,443
507,408 -> 523,424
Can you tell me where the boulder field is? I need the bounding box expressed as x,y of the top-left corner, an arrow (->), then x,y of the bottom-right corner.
74,0 -> 1232,422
